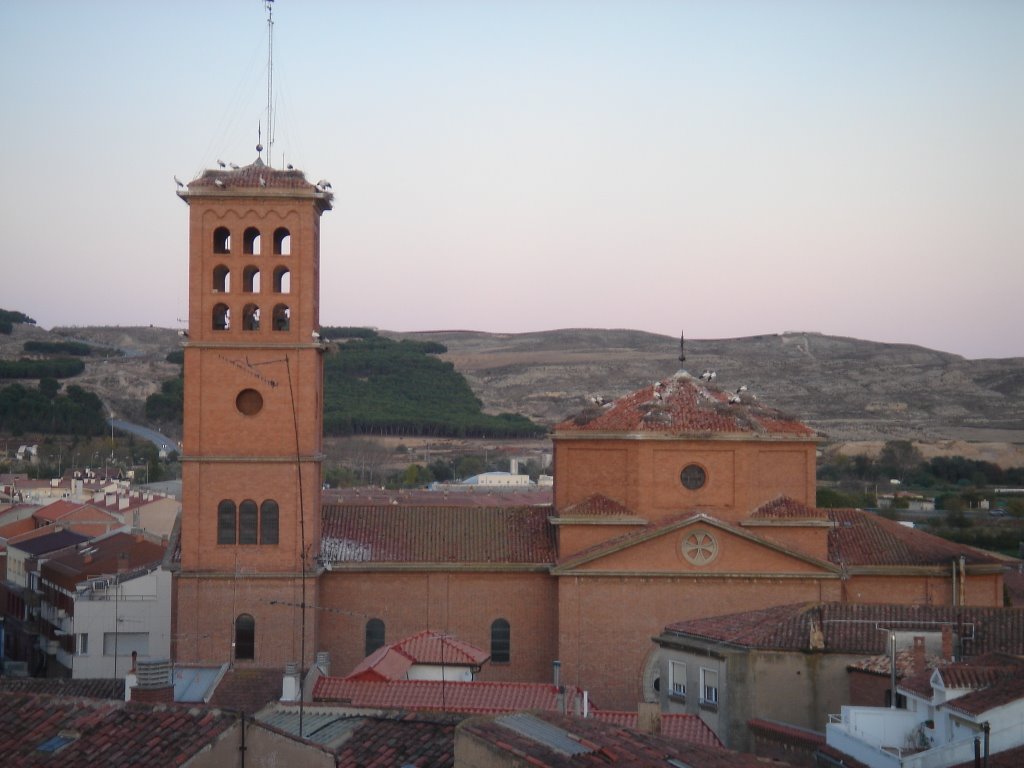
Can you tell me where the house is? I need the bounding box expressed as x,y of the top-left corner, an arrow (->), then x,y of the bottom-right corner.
827,654 -> 1024,768
651,602 -> 1024,751
36,530 -> 171,678
345,629 -> 491,682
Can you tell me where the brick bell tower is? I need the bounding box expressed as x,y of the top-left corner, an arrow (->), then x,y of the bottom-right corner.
175,158 -> 332,669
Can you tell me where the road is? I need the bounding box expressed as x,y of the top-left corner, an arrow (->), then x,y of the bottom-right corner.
107,418 -> 177,455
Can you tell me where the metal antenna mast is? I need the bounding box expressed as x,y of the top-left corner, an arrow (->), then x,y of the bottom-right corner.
265,0 -> 275,167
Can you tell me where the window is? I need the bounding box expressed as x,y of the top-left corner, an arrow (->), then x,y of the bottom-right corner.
272,304 -> 290,331
235,389 -> 264,416
213,265 -> 230,293
243,227 -> 261,255
103,632 -> 149,656
212,303 -> 230,331
700,668 -> 718,708
217,500 -> 237,544
243,265 -> 261,293
238,500 -> 258,544
491,618 -> 510,663
260,500 -> 279,545
235,614 -> 255,660
273,227 -> 290,255
680,464 -> 706,490
669,660 -> 686,698
365,619 -> 385,656
76,633 -> 89,655
213,227 -> 231,254
242,303 -> 260,331
273,265 -> 290,293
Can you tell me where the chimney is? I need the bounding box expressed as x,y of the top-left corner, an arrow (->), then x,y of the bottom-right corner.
315,651 -> 331,677
281,661 -> 301,702
130,658 -> 174,704
637,702 -> 662,735
942,625 -> 954,661
913,636 -> 926,674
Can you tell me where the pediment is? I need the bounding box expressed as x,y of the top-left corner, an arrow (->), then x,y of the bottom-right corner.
552,513 -> 838,577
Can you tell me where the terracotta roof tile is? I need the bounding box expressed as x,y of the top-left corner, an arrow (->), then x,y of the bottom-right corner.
556,371 -> 816,438
347,631 -> 489,681
313,677 -> 588,715
0,692 -> 236,766
590,710 -> 722,746
0,678 -> 124,699
320,505 -> 556,565
461,710 -> 766,767
827,509 -> 1000,567
207,667 -> 283,714
751,496 -> 828,520
333,714 -> 457,767
558,494 -> 637,518
747,717 -> 825,749
663,603 -> 1024,657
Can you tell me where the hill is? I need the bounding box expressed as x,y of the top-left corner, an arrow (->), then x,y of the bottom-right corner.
3,323 -> 1023,456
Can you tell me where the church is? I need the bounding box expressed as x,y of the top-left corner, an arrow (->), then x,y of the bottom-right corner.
172,157 -> 1004,712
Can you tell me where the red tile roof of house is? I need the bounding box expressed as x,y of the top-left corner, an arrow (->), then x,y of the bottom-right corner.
662,603 -> 1024,657
941,664 -> 1024,716
848,647 -> 943,677
0,516 -> 36,540
827,508 -> 1000,567
320,505 -> 556,566
333,714 -> 457,767
751,495 -> 828,520
0,692 -> 236,766
951,744 -> 1024,768
40,531 -> 166,591
313,677 -> 588,715
555,371 -> 817,438
347,631 -> 490,681
558,494 -> 638,518
0,677 -> 124,699
460,710 -> 767,767
747,717 -> 826,749
32,499 -> 82,523
590,710 -> 722,746
324,486 -> 552,507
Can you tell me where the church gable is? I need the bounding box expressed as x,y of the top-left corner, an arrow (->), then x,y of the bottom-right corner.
553,515 -> 837,577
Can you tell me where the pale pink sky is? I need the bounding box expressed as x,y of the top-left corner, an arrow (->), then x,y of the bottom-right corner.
2,1 -> 1022,359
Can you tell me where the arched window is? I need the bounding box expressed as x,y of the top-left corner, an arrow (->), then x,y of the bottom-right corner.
238,499 -> 258,544
260,500 -> 279,545
272,304 -> 290,332
243,227 -> 261,255
213,265 -> 230,293
273,227 -> 291,256
217,500 -> 236,544
234,614 -> 255,660
242,304 -> 260,331
243,266 -> 261,293
212,303 -> 230,331
213,227 -> 231,254
490,619 -> 510,663
365,619 -> 385,656
273,266 -> 290,294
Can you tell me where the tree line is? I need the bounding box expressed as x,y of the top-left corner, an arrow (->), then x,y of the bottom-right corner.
0,309 -> 35,335
0,382 -> 107,436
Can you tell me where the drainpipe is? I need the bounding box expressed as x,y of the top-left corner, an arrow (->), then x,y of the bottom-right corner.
890,632 -> 897,709
983,721 -> 990,768
959,555 -> 967,606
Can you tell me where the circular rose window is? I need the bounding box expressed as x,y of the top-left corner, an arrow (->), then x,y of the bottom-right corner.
679,464 -> 706,490
682,530 -> 719,566
236,388 -> 264,416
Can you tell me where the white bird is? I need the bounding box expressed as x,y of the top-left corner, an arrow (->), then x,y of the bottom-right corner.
258,176 -> 266,187
216,159 -> 226,168
728,393 -> 741,404
737,385 -> 748,393
229,162 -> 240,170
214,179 -> 226,188
173,175 -> 184,188
317,179 -> 333,189
311,331 -> 321,341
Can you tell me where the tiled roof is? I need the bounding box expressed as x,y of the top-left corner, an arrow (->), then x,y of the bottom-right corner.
0,692 -> 236,766
662,603 -> 1024,656
347,631 -> 490,681
313,677 -> 588,715
40,531 -> 166,590
186,158 -> 327,194
747,717 -> 825,749
324,486 -> 552,507
7,528 -> 89,555
556,371 -> 816,438
461,710 -> 767,768
32,499 -> 82,522
590,710 -> 721,746
827,508 -> 1000,567
333,714 -> 457,767
941,664 -> 1024,716
0,677 -> 124,699
951,743 -> 1024,768
558,494 -> 637,518
320,505 -> 556,565
751,496 -> 828,520
848,647 -> 942,677
206,667 -> 283,714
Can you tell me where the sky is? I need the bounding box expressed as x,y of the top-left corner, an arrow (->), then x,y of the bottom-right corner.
2,1 -> 1022,359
